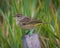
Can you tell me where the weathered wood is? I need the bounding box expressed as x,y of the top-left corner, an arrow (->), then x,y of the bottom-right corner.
22,33 -> 40,48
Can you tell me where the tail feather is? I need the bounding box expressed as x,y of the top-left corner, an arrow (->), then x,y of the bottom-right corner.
27,20 -> 50,25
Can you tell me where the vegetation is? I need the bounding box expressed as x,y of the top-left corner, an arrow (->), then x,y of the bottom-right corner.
0,0 -> 60,48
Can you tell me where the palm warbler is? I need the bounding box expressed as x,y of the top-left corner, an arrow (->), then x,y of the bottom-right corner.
14,14 -> 46,30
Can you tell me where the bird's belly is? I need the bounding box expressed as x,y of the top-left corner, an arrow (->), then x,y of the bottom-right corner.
20,24 -> 34,30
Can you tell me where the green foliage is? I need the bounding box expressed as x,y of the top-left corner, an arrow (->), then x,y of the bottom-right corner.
0,0 -> 60,48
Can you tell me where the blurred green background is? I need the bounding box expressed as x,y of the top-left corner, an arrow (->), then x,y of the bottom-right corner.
0,0 -> 60,48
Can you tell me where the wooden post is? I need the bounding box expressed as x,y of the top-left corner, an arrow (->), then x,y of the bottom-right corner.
22,33 -> 40,48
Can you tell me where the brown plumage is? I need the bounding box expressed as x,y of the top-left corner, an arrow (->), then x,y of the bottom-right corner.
14,14 -> 44,30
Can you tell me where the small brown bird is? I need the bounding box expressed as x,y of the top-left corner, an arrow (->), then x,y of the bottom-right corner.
14,14 -> 45,30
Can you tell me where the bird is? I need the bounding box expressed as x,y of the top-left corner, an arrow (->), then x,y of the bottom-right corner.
14,14 -> 46,30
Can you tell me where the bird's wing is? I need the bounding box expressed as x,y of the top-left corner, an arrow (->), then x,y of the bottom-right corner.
19,16 -> 31,25
26,20 -> 42,24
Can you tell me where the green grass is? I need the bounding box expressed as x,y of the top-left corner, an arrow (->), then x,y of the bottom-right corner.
0,0 -> 60,48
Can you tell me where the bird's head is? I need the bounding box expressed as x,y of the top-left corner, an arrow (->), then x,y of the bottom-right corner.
13,14 -> 24,24
14,14 -> 23,19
